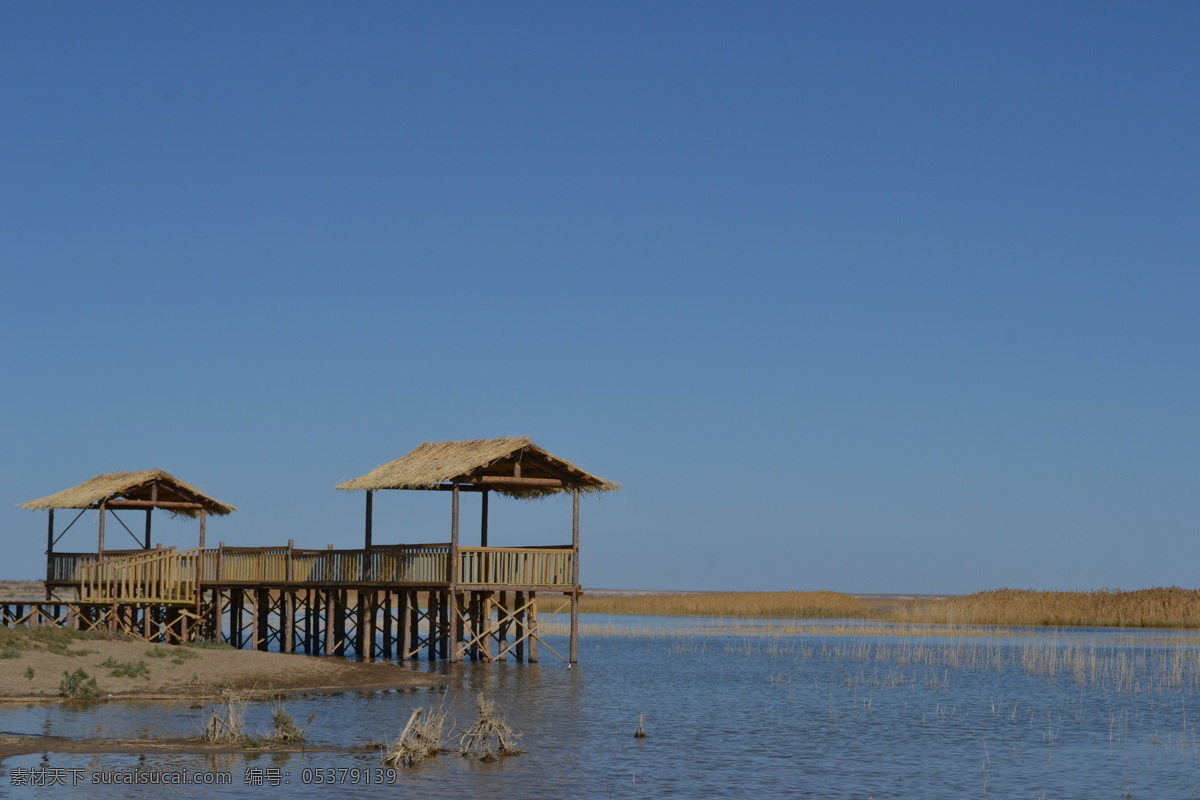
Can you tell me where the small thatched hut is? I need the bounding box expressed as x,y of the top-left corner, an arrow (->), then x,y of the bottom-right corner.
336,436 -> 618,547
338,437 -> 617,663
20,469 -> 236,554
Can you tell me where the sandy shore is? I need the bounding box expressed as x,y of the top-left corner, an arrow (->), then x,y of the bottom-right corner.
0,638 -> 442,702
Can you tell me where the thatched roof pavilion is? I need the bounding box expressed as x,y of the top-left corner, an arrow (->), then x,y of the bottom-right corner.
336,436 -> 619,498
337,437 -> 618,549
20,469 -> 235,554
21,469 -> 236,517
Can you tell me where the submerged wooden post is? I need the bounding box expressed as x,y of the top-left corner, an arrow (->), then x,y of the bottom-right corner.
570,487 -> 580,663
457,592 -> 469,661
514,590 -> 525,662
498,590 -> 508,657
439,592 -> 450,660
528,592 -> 539,663
381,590 -> 392,658
449,484 -> 461,662
427,591 -> 439,661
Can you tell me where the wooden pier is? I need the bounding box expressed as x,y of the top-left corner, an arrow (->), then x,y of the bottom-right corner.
9,438 -> 618,664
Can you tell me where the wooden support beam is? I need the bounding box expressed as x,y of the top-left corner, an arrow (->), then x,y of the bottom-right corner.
91,500 -> 204,511
469,476 -> 564,487
433,484 -> 486,493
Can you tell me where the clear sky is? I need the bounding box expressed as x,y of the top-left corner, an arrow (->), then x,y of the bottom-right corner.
2,2 -> 1197,594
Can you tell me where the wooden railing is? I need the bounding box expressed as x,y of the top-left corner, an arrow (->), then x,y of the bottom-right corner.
60,543 -> 575,598
459,546 -> 574,587
48,551 -> 145,583
80,547 -> 202,604
197,544 -> 452,585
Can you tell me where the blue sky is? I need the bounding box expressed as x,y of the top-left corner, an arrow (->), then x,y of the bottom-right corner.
2,2 -> 1197,593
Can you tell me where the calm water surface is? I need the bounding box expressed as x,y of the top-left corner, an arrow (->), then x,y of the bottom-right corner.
3,616 -> 1200,798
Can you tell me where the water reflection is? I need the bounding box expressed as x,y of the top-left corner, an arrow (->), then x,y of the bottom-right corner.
3,620 -> 1200,797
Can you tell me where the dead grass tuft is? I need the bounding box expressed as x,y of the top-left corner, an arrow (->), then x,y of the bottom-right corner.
384,706 -> 448,767
459,695 -> 523,760
203,691 -> 248,744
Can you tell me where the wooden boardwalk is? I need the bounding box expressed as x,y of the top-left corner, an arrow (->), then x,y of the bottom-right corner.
12,438 -> 619,664
30,543 -> 577,662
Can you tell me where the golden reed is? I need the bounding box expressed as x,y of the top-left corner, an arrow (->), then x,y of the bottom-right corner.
562,587 -> 1200,629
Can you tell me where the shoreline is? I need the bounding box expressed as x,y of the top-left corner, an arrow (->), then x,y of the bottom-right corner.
0,634 -> 443,703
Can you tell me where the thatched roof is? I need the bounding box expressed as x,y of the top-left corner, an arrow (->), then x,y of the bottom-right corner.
336,437 -> 620,498
18,469 -> 236,518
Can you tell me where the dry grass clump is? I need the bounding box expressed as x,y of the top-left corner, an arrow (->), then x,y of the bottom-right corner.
58,668 -> 99,701
0,627 -> 96,657
266,700 -> 314,743
203,691 -> 248,744
459,695 -> 523,760
573,591 -> 884,619
897,587 -> 1200,629
384,706 -> 448,767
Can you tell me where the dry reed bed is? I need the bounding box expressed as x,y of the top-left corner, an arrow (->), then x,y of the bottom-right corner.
572,591 -> 886,620
564,587 -> 1200,629
894,588 -> 1200,628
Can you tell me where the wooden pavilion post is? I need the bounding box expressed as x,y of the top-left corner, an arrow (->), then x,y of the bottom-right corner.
198,511 -> 207,549
97,501 -> 107,553
480,489 -> 489,547
145,482 -> 157,550
45,510 -> 54,600
364,489 -> 374,580
364,490 -> 374,549
449,483 -> 461,662
570,487 -> 580,663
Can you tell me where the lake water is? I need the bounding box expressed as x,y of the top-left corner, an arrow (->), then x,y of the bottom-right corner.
3,616 -> 1200,798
